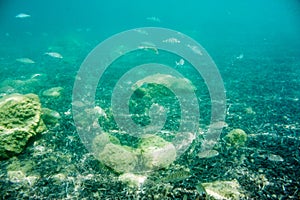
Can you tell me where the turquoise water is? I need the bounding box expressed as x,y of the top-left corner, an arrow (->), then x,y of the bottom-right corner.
0,0 -> 300,199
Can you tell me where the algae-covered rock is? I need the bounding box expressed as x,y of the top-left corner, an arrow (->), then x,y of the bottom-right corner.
224,128 -> 247,147
92,133 -> 176,173
0,93 -> 46,159
92,132 -> 121,155
132,73 -> 195,93
52,173 -> 67,184
118,173 -> 147,188
202,179 -> 243,200
92,132 -> 137,173
41,108 -> 61,127
42,86 -> 63,97
6,157 -> 40,185
97,143 -> 138,173
138,134 -> 176,170
0,74 -> 47,95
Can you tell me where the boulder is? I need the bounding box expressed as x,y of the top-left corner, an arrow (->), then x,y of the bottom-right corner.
92,133 -> 176,174
97,143 -> 138,174
92,132 -> 121,155
0,93 -> 46,159
138,134 -> 176,170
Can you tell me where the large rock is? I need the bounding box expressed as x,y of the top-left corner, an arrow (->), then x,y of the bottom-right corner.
92,132 -> 121,155
138,134 -> 176,170
93,133 -> 138,173
97,143 -> 138,173
0,93 -> 46,159
92,133 -> 176,173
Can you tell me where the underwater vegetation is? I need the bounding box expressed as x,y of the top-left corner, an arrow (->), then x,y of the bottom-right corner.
0,1 -> 300,199
0,41 -> 299,199
224,128 -> 248,148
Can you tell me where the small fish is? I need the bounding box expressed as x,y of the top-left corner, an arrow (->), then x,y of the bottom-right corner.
162,170 -> 191,183
15,13 -> 31,18
31,73 -> 42,79
163,37 -> 180,44
16,58 -> 35,64
175,58 -> 185,66
198,149 -> 219,158
187,44 -> 203,56
257,153 -> 284,162
64,109 -> 71,116
44,52 -> 63,59
146,16 -> 161,23
138,42 -> 159,54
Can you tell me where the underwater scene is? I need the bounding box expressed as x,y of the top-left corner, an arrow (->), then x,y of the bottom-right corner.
0,0 -> 300,199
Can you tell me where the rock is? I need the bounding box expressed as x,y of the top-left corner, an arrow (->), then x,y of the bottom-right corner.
0,75 -> 47,95
202,179 -> 243,200
92,133 -> 176,173
0,93 -> 46,159
97,143 -> 138,174
138,134 -> 176,170
7,170 -> 26,183
42,87 -> 63,97
92,132 -> 121,155
7,170 -> 39,186
41,108 -> 61,127
118,173 -> 147,188
224,128 -> 247,147
6,156 -> 39,185
132,73 -> 195,93
52,173 -> 67,184
92,133 -> 138,174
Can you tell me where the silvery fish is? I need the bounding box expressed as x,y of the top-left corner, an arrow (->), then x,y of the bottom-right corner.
175,58 -> 185,66
187,44 -> 203,56
15,13 -> 31,18
163,37 -> 181,44
44,52 -> 63,59
16,58 -> 35,64
146,16 -> 161,23
198,149 -> 219,158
